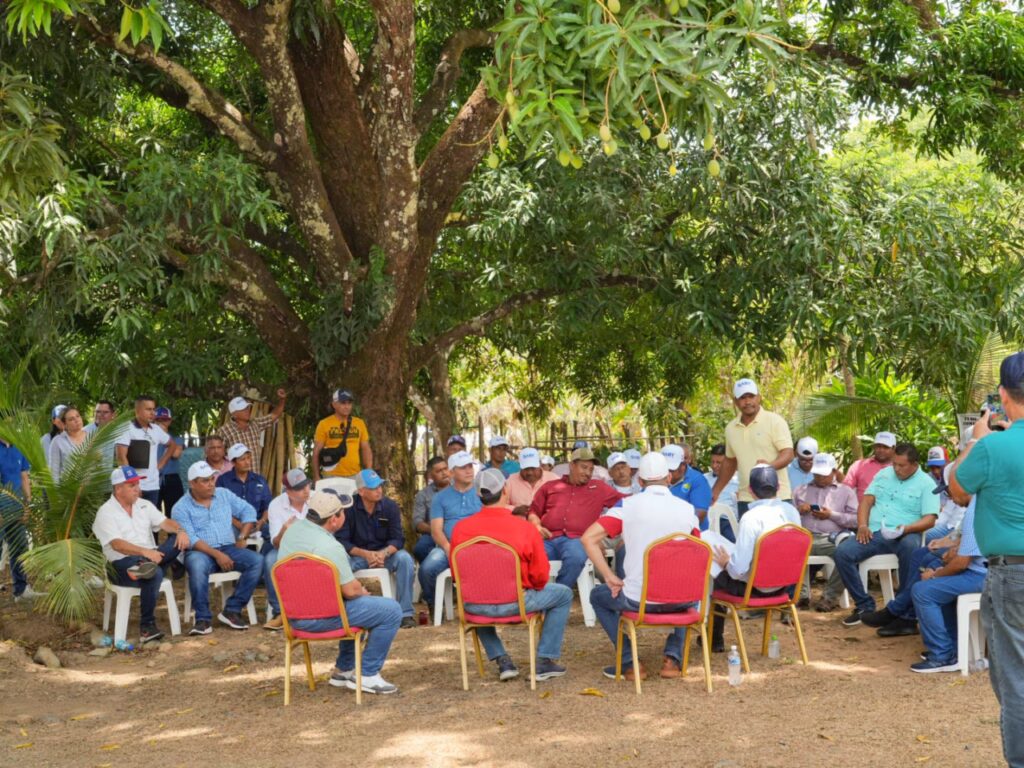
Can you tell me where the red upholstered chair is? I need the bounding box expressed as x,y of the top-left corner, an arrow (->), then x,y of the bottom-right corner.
615,533 -> 714,695
271,554 -> 366,705
711,524 -> 813,673
451,536 -> 543,690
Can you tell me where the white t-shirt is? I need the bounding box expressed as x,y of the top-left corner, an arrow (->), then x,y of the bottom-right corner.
598,486 -> 699,603
92,495 -> 165,562
115,421 -> 171,491
267,492 -> 309,544
728,498 -> 801,582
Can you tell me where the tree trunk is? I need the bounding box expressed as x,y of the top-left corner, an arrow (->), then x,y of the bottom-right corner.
839,339 -> 862,460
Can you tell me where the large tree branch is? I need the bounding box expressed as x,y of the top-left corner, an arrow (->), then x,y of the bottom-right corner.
903,0 -> 940,33
415,29 -> 495,134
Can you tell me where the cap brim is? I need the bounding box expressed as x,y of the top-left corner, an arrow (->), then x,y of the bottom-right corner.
810,469 -> 832,476
926,460 -> 946,467
288,479 -> 312,490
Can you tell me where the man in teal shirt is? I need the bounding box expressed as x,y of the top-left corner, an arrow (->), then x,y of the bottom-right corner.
834,443 -> 938,626
950,351 -> 1024,768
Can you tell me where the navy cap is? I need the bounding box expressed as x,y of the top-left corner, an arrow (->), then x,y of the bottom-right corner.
154,406 -> 172,421
1000,352 -> 1024,390
447,435 -> 467,447
572,440 -> 589,449
332,389 -> 354,403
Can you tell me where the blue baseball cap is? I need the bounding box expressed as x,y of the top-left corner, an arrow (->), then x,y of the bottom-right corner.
1000,352 -> 1024,390
110,466 -> 141,485
572,440 -> 589,449
447,435 -> 467,447
154,406 -> 172,420
356,469 -> 386,490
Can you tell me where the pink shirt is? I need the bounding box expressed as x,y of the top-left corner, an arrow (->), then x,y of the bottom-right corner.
503,471 -> 560,508
843,458 -> 890,501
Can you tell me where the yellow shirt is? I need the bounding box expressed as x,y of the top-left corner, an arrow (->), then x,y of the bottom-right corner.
724,408 -> 793,502
314,415 -> 369,478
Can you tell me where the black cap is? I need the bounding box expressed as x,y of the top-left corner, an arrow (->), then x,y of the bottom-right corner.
1000,352 -> 1024,390
749,465 -> 780,499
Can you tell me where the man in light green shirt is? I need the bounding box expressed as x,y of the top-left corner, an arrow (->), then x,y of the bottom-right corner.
277,490 -> 402,696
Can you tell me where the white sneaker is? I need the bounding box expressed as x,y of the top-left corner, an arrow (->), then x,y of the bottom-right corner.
328,669 -> 354,687
344,673 -> 398,695
14,585 -> 46,602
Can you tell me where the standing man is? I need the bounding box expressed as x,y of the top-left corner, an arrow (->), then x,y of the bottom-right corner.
528,447 -> 623,589
412,457 -> 450,563
0,437 -> 41,601
116,395 -> 181,507
312,389 -> 372,482
711,378 -> 795,518
662,444 -> 712,526
788,437 -> 818,493
704,443 -> 739,519
504,447 -> 560,515
92,466 -> 190,643
262,468 -> 311,630
217,443 -> 272,541
843,432 -> 897,501
202,435 -> 233,479
217,389 -> 286,477
950,351 -> 1024,766
336,469 -> 417,629
154,407 -> 186,517
84,400 -> 116,435
486,436 -> 520,477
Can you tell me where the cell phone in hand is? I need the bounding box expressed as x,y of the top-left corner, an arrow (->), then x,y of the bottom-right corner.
985,393 -> 1006,421
809,504 -> 821,512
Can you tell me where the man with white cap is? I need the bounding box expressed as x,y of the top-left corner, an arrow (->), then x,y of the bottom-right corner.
312,388 -> 371,482
278,489 -> 402,696
540,455 -> 556,472
217,443 -> 273,542
486,435 -> 520,477
711,378 -> 795,521
926,463 -> 967,543
788,437 -> 818,493
662,444 -> 712,524
261,468 -> 312,630
843,431 -> 897,501
116,395 -> 181,507
336,469 -> 417,628
92,466 -> 190,643
792,453 -> 858,612
450,468 -> 572,682
216,388 -> 286,477
606,452 -> 640,495
583,452 -> 700,681
172,461 -> 263,634
418,450 -> 482,608
925,446 -> 948,483
503,447 -> 559,515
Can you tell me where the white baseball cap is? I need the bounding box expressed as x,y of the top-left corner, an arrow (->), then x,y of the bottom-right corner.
796,437 -> 819,458
488,435 -> 510,448
873,431 -> 897,448
811,453 -> 836,476
623,449 -> 641,469
660,444 -> 684,471
606,452 -> 628,469
475,467 -> 507,497
733,378 -> 759,399
540,455 -> 556,467
447,450 -> 475,470
519,447 -> 541,469
187,461 -> 217,481
228,396 -> 251,414
926,446 -> 947,467
226,443 -> 250,461
638,452 -> 670,481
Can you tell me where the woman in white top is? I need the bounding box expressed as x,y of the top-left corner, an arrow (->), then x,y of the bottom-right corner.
48,407 -> 91,480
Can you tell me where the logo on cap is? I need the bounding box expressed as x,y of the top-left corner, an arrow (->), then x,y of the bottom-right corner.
226,443 -> 250,461
447,450 -> 474,470
356,469 -> 386,490
733,378 -> 759,399
660,444 -> 684,471
228,396 -> 251,414
519,447 -> 541,469
332,389 -> 354,402
110,466 -> 141,485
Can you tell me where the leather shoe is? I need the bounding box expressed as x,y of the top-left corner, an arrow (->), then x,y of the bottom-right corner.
877,617 -> 919,637
660,657 -> 681,678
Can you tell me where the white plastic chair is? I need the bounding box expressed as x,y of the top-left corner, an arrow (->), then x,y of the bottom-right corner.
183,570 -> 258,625
433,568 -> 455,626
708,503 -> 739,538
957,592 -> 986,677
858,554 -> 898,604
805,555 -> 851,609
103,579 -> 182,643
353,568 -> 396,599
548,560 -> 598,627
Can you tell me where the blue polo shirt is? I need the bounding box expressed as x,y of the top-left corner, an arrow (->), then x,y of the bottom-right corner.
670,466 -> 712,528
171,487 -> 257,548
431,485 -> 483,539
788,459 -> 814,494
864,466 -> 939,531
335,495 -> 405,553
487,459 -> 521,478
956,500 -> 987,574
217,468 -> 272,536
0,441 -> 29,511
955,421 -> 1024,555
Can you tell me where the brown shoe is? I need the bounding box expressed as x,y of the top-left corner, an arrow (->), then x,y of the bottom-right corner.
815,598 -> 839,613
660,657 -> 682,678
263,615 -> 284,631
603,663 -> 648,681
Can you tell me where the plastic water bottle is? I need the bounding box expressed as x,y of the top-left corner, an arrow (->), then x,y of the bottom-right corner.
768,635 -> 780,659
114,639 -> 134,652
728,645 -> 742,686
99,635 -> 114,648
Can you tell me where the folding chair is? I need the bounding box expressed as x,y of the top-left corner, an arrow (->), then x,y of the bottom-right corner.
452,536 -> 544,691
271,554 -> 367,705
711,524 -> 813,673
615,533 -> 714,694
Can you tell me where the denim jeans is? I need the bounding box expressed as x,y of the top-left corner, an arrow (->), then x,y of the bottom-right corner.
981,563 -> 1024,767
110,535 -> 181,627
464,583 -> 573,661
291,595 -> 401,676
0,509 -> 28,596
413,533 -> 434,563
543,536 -> 588,588
590,583 -> 696,666
924,523 -> 952,543
834,530 -> 923,613
264,546 -> 281,615
887,547 -> 943,619
348,550 -> 415,617
418,546 -> 449,607
910,567 -> 986,662
184,545 -> 262,622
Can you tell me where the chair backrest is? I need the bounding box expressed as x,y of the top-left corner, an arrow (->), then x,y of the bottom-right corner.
451,536 -> 527,621
637,534 -> 713,623
271,554 -> 350,634
748,524 -> 813,596
709,503 -> 738,536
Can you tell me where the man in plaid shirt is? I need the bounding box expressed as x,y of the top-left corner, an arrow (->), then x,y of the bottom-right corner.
216,389 -> 287,476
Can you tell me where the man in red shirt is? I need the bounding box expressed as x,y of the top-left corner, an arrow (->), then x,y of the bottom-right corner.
528,447 -> 624,588
843,431 -> 896,501
451,469 -> 573,683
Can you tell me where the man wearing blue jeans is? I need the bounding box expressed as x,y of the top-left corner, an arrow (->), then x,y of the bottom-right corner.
951,351 -> 1024,767
582,451 -> 700,681
279,490 -> 402,695
412,457 -> 449,565
834,443 -> 939,626
261,468 -> 312,630
450,469 -> 570,681
172,461 -> 263,635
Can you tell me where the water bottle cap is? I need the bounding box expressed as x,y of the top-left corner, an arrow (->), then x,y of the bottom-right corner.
730,645 -> 737,650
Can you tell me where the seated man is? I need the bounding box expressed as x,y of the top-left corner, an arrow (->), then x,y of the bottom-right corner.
708,465 -> 801,650
926,463 -> 967,543
529,447 -> 623,589
861,498 -> 987,674
582,452 -> 700,680
788,437 -> 818,494
503,447 -> 559,515
336,469 -> 416,629
792,453 -> 858,612
171,461 -> 263,634
834,443 -> 939,626
605,452 -> 640,495
412,457 -> 449,562
218,443 -> 272,542
92,466 -> 190,643
450,468 -> 572,682
662,444 -> 711,527
278,490 -> 402,695
485,436 -> 521,477
261,468 -> 311,631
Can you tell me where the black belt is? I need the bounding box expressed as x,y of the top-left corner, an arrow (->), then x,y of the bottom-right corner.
988,555 -> 1024,566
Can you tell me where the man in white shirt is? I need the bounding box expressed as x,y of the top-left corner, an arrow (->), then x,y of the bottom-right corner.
582,452 -> 701,682
708,464 -> 801,650
115,395 -> 182,506
262,468 -> 312,631
92,466 -> 190,643
704,443 -> 739,530
605,452 -> 640,495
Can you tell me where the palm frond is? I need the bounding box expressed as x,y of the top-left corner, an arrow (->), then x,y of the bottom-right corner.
19,538 -> 107,621
962,332 -> 1018,413
794,391 -> 952,447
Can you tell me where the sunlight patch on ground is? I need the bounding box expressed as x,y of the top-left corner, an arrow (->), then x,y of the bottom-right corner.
370,729 -> 533,768
146,726 -> 214,742
51,668 -> 156,687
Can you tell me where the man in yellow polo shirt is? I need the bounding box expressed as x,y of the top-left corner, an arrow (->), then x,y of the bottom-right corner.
312,389 -> 373,482
710,378 -> 794,534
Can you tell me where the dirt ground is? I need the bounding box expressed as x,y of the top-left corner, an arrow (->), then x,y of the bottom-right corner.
0,576 -> 1006,768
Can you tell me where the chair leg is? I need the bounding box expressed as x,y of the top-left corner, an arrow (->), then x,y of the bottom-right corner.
102,589 -> 112,632
761,609 -> 773,657
284,640 -> 292,706
162,582 -> 182,637
354,636 -> 363,706
789,604 -> 809,665
528,619 -> 537,692
726,603 -> 749,673
245,597 -> 258,626
615,620 -> 625,681
681,627 -> 691,675
628,621 -> 641,695
113,590 -> 133,644
302,642 -> 315,691
471,630 -> 485,679
698,622 -> 713,694
459,626 -> 470,691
